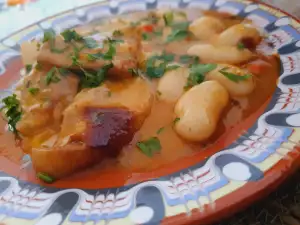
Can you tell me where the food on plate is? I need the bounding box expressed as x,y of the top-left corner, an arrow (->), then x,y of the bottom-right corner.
174,80 -> 229,141
0,9 -> 280,183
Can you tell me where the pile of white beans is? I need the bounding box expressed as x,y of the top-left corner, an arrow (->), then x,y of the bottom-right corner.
157,16 -> 261,142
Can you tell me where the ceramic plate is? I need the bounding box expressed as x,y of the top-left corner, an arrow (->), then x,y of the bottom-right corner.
1,0 -> 300,224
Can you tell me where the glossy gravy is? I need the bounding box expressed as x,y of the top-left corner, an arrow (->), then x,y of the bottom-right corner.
0,9 -> 280,188
0,54 -> 279,188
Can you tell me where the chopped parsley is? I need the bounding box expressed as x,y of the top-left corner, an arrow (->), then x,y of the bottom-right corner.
35,62 -> 42,71
137,137 -> 161,157
45,67 -> 61,85
43,29 -> 66,53
145,53 -> 178,78
87,38 -> 123,61
128,68 -> 139,76
61,29 -> 83,42
1,94 -> 22,134
166,30 -> 190,43
156,127 -> 164,135
43,29 -> 56,43
28,87 -> 39,95
219,68 -> 252,83
80,63 -> 113,89
186,64 -> 217,88
83,37 -> 98,49
237,42 -> 245,50
25,64 -> 32,73
142,32 -> 151,41
173,117 -> 180,125
57,68 -> 69,76
165,64 -> 180,71
163,12 -> 174,26
179,55 -> 199,64
37,172 -> 55,183
165,22 -> 192,43
112,30 -> 124,37
61,29 -> 98,49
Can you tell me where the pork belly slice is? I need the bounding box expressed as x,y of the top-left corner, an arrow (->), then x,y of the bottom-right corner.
37,36 -> 138,79
16,65 -> 79,138
31,77 -> 154,178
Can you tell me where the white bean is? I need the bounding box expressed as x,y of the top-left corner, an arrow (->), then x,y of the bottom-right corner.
187,44 -> 253,64
157,67 -> 189,103
206,64 -> 255,97
216,24 -> 261,47
174,81 -> 229,142
189,16 -> 225,41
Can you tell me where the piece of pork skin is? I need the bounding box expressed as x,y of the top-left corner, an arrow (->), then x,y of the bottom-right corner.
31,77 -> 153,178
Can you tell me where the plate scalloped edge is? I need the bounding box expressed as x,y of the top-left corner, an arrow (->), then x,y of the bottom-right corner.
0,0 -> 300,224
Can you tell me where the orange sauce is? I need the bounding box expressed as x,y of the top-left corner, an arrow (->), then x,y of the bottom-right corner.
0,54 -> 279,189
0,10 -> 281,189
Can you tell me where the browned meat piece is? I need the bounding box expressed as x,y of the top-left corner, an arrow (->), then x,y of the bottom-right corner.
37,36 -> 138,79
30,77 -> 153,178
16,65 -> 79,137
84,108 -> 135,152
31,143 -> 105,178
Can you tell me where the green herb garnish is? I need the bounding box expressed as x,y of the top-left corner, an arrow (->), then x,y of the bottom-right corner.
113,30 -> 124,37
1,94 -> 22,134
166,29 -> 190,43
61,29 -> 98,49
179,55 -> 199,64
87,38 -> 122,61
142,33 -> 151,41
156,127 -> 165,135
37,172 -> 55,183
80,63 -> 113,88
58,68 -> 69,76
45,67 -> 61,85
165,64 -> 180,71
145,53 -> 177,78
35,62 -> 42,71
137,137 -> 161,157
43,29 -> 66,53
43,29 -> 56,43
61,29 -> 83,42
83,37 -> 98,49
25,64 -> 32,73
237,42 -> 245,50
28,87 -> 39,95
186,64 -> 217,88
219,68 -> 251,83
173,117 -> 180,125
163,12 -> 174,26
128,68 -> 139,76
